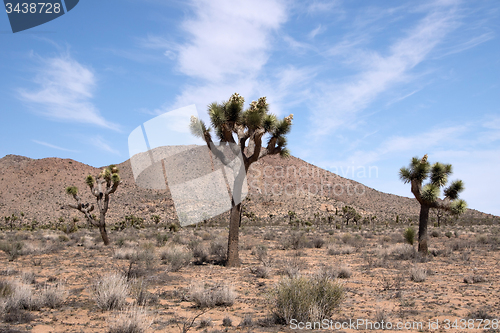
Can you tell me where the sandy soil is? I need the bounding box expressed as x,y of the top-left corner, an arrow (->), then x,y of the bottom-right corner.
0,222 -> 499,333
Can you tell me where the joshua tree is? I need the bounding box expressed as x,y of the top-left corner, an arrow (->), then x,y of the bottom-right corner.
399,155 -> 467,253
190,93 -> 293,267
65,165 -> 121,245
342,206 -> 360,225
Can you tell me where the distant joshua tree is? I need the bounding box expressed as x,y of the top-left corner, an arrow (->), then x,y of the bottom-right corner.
65,165 -> 121,245
342,206 -> 361,225
190,93 -> 293,267
399,155 -> 467,253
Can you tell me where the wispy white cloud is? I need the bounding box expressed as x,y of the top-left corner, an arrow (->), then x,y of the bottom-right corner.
149,0 -> 290,115
437,31 -> 494,57
306,0 -> 341,15
88,136 -> 120,155
310,2 -> 460,135
308,24 -> 326,39
174,0 -> 287,83
18,53 -> 120,131
325,125 -> 468,168
32,140 -> 78,152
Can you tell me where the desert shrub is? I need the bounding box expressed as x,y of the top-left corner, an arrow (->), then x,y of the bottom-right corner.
263,231 -> 275,240
403,227 -> 416,245
20,272 -> 36,285
466,307 -> 493,320
269,275 -> 344,324
451,240 -> 474,251
160,246 -> 192,272
188,282 -> 236,308
341,233 -> 352,244
58,234 -> 70,242
108,306 -> 151,333
327,245 -> 355,255
311,236 -> 325,249
282,231 -> 307,250
198,317 -> 212,328
250,265 -> 270,279
386,244 -> 416,260
464,274 -> 486,284
251,244 -> 268,262
315,266 -> 338,280
430,230 -> 440,238
155,233 -> 169,247
5,282 -> 41,311
114,248 -> 138,260
0,241 -> 23,261
41,283 -> 67,308
239,315 -> 253,328
130,279 -> 154,306
337,266 -> 352,279
409,266 -> 427,282
2,306 -> 34,324
90,273 -> 129,310
222,316 -> 232,327
0,280 -> 14,297
280,258 -> 305,278
191,243 -> 209,264
445,231 -> 453,238
210,238 -> 227,264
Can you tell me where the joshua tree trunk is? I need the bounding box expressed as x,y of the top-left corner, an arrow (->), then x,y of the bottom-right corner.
418,205 -> 430,253
99,212 -> 110,246
227,202 -> 241,267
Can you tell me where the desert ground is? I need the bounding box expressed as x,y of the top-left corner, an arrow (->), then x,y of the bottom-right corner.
0,218 -> 499,333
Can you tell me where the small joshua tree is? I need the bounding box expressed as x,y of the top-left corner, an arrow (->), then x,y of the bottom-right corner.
342,206 -> 360,226
65,165 -> 121,245
190,93 -> 293,267
399,155 -> 467,253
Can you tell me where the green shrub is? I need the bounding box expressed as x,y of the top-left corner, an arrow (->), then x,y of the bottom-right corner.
168,223 -> 179,232
403,227 -> 416,245
270,275 -> 344,324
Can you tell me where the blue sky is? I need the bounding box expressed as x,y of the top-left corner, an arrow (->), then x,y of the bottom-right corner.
1,0 -> 499,215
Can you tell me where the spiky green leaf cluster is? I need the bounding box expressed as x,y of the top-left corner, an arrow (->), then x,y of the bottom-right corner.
111,173 -> 121,184
399,156 -> 430,184
430,162 -> 452,186
99,165 -> 120,183
450,199 -> 467,215
189,116 -> 210,138
66,186 -> 78,196
279,148 -> 291,158
421,184 -> 440,202
444,180 -> 464,200
85,175 -> 95,187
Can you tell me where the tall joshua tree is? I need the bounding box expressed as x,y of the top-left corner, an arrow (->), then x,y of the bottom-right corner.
399,155 -> 467,253
65,165 -> 121,245
190,93 -> 293,267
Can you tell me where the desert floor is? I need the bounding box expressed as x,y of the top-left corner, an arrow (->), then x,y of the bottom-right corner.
0,221 -> 499,333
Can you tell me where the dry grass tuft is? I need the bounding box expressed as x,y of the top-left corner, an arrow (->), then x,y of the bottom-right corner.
188,282 -> 236,308
90,273 -> 130,310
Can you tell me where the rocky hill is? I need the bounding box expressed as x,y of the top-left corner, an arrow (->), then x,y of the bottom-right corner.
0,152 -> 495,229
